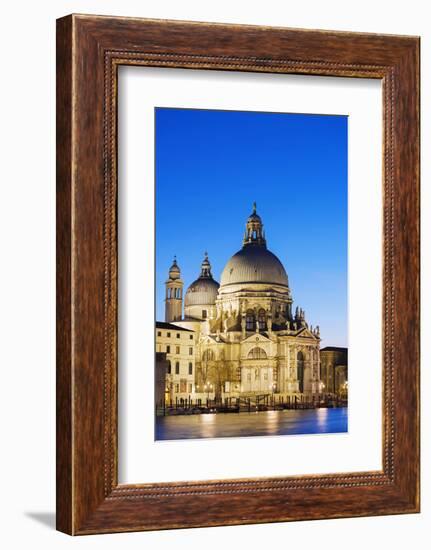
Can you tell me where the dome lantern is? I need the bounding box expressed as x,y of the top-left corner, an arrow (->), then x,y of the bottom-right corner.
243,202 -> 267,248
200,251 -> 212,278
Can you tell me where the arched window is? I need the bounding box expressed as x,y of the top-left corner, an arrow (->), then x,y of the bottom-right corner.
245,310 -> 255,331
202,349 -> 215,362
297,351 -> 305,393
258,309 -> 267,330
247,347 -> 267,359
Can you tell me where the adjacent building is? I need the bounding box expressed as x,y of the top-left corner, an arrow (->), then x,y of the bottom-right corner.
320,347 -> 348,395
155,321 -> 195,401
155,352 -> 170,407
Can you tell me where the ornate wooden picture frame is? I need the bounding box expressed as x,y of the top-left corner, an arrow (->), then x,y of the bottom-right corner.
56,14 -> 420,535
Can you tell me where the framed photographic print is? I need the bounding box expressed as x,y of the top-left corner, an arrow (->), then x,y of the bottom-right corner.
56,14 -> 420,535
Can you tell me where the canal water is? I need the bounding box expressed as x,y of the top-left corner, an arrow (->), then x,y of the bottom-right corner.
156,407 -> 348,441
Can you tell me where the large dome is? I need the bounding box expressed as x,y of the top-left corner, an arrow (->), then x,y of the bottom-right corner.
220,246 -> 289,287
185,277 -> 220,306
220,203 -> 289,288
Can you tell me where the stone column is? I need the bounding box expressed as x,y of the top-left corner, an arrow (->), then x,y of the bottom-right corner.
286,342 -> 291,392
291,345 -> 299,393
241,366 -> 249,393
310,347 -> 318,394
278,344 -> 286,393
268,363 -> 275,393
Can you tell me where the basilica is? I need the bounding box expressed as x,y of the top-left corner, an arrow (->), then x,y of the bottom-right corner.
164,204 -> 322,398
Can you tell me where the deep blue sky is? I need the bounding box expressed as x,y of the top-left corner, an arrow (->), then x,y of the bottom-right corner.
155,108 -> 347,347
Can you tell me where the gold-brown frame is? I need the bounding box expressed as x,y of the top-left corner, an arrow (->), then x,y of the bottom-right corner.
56,14 -> 420,534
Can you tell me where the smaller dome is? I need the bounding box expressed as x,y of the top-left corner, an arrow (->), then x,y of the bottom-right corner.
185,278 -> 220,306
184,252 -> 220,307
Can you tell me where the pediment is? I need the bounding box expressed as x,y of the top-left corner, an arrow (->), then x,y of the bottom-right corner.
202,334 -> 225,344
242,332 -> 272,344
296,327 -> 318,339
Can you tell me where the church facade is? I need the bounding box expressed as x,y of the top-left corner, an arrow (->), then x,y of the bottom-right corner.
164,205 -> 322,398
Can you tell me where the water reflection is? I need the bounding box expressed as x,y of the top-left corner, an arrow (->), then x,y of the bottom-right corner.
198,413 -> 217,438
316,407 -> 329,427
264,410 -> 281,436
156,407 -> 348,441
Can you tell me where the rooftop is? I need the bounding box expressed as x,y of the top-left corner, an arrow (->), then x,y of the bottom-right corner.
155,321 -> 195,333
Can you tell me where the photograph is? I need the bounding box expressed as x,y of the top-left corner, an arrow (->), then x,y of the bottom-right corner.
154,107 -> 348,440
0,0 -> 423,545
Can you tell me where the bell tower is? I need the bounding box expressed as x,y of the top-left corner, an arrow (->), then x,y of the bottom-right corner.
165,256 -> 183,322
